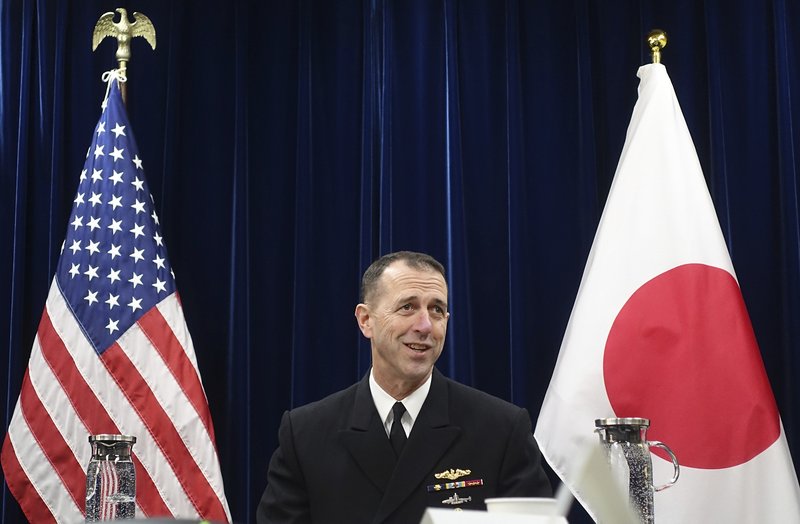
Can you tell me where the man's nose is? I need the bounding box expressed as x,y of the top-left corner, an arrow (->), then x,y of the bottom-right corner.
413,310 -> 433,333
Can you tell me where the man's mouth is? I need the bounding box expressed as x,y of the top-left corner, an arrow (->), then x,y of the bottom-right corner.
405,343 -> 429,352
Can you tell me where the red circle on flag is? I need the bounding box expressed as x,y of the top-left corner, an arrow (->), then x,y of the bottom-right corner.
604,264 -> 780,469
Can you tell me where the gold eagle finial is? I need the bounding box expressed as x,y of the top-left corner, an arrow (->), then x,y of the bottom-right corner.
92,8 -> 156,63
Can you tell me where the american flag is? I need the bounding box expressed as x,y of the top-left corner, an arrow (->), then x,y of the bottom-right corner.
1,74 -> 230,523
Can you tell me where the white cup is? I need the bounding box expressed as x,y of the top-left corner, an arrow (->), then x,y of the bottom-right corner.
484,497 -> 568,523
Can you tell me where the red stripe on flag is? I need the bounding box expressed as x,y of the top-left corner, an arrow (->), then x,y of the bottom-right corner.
131,456 -> 172,517
37,310 -> 117,432
101,342 -> 227,522
19,369 -> 85,510
37,309 -> 171,517
137,306 -> 216,441
1,436 -> 57,524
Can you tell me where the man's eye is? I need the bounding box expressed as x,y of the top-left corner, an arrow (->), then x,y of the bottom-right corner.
430,305 -> 446,317
400,304 -> 412,311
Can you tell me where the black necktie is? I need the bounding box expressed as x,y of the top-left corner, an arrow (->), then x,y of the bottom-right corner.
390,401 -> 407,457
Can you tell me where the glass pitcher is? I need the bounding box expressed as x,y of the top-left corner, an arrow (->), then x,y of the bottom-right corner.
595,418 -> 679,523
85,434 -> 136,522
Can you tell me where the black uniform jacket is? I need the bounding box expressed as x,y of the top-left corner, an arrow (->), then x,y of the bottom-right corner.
257,368 -> 552,523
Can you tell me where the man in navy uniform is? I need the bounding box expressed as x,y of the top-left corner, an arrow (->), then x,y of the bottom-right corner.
258,251 -> 551,523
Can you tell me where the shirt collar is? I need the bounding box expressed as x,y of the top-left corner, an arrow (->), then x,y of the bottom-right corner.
369,368 -> 433,437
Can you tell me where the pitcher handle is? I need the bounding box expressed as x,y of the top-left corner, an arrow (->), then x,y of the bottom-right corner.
648,440 -> 680,492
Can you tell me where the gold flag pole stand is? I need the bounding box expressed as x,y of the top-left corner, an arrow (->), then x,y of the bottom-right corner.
647,29 -> 667,64
92,8 -> 156,105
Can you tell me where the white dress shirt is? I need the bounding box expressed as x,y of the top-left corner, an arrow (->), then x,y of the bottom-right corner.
369,368 -> 432,438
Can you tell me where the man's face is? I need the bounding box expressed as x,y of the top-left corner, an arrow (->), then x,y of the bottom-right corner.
356,261 -> 449,397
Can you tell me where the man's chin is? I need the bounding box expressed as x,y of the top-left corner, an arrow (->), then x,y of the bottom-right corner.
402,362 -> 436,381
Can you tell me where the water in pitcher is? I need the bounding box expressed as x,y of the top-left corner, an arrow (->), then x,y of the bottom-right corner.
85,434 -> 136,522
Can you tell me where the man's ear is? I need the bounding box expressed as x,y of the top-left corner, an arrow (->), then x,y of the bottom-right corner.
355,303 -> 372,338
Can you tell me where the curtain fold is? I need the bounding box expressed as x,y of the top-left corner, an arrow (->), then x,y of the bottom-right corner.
442,0 -> 469,382
770,0 -> 800,440
2,2 -> 800,522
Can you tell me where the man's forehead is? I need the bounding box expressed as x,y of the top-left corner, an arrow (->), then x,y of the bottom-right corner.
376,262 -> 448,298
382,262 -> 446,285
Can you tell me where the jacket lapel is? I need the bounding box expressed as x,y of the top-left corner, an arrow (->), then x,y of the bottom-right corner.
373,369 -> 461,523
338,375 -> 397,493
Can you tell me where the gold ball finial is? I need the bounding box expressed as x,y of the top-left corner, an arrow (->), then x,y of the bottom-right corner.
647,29 -> 667,64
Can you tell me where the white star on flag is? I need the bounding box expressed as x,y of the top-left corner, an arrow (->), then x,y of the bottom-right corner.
108,244 -> 122,259
89,192 -> 103,206
107,268 -> 121,284
105,294 -> 119,309
84,290 -> 99,305
110,146 -> 124,161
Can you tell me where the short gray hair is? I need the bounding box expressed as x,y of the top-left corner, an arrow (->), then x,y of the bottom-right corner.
360,251 -> 446,303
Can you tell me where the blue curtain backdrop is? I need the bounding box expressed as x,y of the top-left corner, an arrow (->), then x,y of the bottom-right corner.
2,0 -> 799,522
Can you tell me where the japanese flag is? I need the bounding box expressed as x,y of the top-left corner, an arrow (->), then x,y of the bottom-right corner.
534,63 -> 800,523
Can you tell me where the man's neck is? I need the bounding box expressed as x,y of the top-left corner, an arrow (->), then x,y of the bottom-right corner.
373,371 -> 432,400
